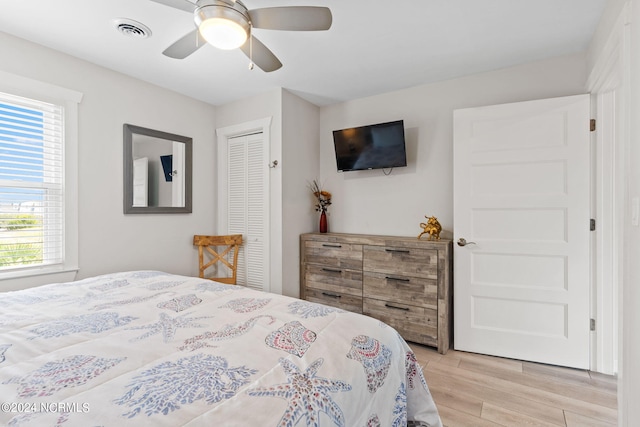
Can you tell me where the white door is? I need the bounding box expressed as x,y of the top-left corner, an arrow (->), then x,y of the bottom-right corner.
132,157 -> 148,207
226,132 -> 269,292
453,94 -> 591,369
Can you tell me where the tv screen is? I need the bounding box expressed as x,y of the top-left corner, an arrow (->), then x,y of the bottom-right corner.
332,120 -> 407,172
160,154 -> 173,182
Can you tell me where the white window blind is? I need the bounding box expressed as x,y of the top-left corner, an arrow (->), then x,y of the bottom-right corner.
0,92 -> 64,272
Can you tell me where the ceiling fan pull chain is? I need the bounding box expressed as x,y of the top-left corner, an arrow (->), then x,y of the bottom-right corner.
248,24 -> 254,70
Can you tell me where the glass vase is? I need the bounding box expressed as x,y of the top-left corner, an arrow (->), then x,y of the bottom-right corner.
319,211 -> 328,233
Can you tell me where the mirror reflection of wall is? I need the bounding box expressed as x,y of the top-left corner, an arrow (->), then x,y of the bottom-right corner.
131,136 -> 178,207
132,135 -> 185,207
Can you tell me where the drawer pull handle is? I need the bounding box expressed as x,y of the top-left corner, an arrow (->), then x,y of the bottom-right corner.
385,249 -> 410,254
322,268 -> 343,273
385,276 -> 410,282
322,244 -> 342,248
385,303 -> 409,311
322,292 -> 341,299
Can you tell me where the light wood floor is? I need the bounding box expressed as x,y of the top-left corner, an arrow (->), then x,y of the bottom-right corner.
408,343 -> 618,427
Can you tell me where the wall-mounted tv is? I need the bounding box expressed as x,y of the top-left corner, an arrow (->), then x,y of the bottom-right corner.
160,154 -> 173,182
332,120 -> 407,172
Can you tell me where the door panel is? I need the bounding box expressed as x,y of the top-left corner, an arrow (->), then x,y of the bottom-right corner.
453,94 -> 590,369
227,132 -> 269,291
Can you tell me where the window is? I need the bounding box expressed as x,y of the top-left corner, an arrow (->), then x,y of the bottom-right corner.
0,71 -> 81,281
0,93 -> 63,271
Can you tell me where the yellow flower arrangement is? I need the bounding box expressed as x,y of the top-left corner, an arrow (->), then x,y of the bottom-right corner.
309,180 -> 332,213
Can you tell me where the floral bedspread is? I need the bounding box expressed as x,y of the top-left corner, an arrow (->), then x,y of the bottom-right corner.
0,271 -> 442,426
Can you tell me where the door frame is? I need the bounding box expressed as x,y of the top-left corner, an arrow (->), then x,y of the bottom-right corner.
586,2 -> 628,375
216,117 -> 272,292
171,141 -> 185,207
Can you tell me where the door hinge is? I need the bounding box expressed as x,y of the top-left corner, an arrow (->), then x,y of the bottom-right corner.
590,119 -> 596,132
590,318 -> 596,331
590,218 -> 596,231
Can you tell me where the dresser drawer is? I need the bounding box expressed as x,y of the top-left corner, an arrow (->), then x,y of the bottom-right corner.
363,245 -> 438,279
304,264 -> 362,297
363,271 -> 437,309
304,240 -> 363,270
305,288 -> 363,314
363,297 -> 437,346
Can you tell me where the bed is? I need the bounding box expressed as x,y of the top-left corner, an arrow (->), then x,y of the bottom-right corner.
0,271 -> 442,426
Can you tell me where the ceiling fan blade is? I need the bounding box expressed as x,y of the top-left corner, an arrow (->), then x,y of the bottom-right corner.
239,36 -> 282,72
149,0 -> 196,13
249,7 -> 332,31
163,29 -> 206,59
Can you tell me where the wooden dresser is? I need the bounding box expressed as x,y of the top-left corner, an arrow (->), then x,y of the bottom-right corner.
300,232 -> 453,353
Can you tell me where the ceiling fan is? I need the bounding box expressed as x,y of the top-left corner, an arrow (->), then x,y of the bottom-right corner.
150,0 -> 333,72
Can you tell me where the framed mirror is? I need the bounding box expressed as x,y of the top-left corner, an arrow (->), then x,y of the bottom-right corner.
123,124 -> 192,214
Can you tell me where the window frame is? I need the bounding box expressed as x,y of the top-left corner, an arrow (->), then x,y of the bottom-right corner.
0,71 -> 82,285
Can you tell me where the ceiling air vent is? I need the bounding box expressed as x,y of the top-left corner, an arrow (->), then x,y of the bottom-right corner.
113,18 -> 152,39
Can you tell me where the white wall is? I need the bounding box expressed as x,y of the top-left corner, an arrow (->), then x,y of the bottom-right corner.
281,89 -> 320,297
587,0 -> 640,424
215,88 -> 319,298
624,1 -> 640,418
0,31 -> 217,287
215,89 -> 284,294
588,0 -> 628,72
319,54 -> 588,238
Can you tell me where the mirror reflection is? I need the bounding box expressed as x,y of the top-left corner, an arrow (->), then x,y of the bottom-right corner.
123,124 -> 192,214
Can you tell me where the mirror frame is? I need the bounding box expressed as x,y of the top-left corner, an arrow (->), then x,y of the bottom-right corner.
123,124 -> 193,214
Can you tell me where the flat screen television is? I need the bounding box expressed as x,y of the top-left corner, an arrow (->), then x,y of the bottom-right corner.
332,120 -> 407,172
160,154 -> 173,182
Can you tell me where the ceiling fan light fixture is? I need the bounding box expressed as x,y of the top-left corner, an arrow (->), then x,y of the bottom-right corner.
196,5 -> 249,50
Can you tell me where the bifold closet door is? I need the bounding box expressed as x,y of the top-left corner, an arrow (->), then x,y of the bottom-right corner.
226,132 -> 269,291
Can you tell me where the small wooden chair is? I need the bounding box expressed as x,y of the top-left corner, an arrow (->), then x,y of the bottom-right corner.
193,234 -> 242,285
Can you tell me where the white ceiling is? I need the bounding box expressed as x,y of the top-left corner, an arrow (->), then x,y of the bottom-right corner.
0,0 -> 608,107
